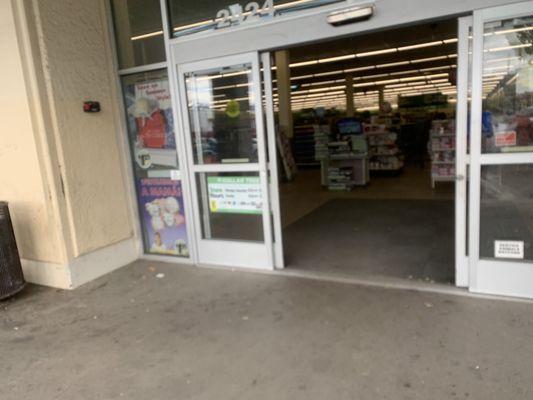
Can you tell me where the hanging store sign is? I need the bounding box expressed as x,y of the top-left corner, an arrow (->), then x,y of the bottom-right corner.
207,176 -> 262,214
494,240 -> 524,259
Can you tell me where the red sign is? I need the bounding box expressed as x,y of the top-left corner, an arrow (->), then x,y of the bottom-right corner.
495,131 -> 517,147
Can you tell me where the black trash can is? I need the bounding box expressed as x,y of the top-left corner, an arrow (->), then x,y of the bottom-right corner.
0,202 -> 25,300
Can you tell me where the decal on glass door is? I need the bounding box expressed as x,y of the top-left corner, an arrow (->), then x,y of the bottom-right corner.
494,240 -> 524,259
207,176 -> 262,214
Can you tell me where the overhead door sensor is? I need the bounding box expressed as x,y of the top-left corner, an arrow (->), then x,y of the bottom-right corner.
327,4 -> 374,26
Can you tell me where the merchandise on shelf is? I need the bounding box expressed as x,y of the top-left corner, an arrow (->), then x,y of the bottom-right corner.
327,166 -> 355,191
363,122 -> 404,172
323,135 -> 369,190
429,119 -> 456,187
292,124 -> 330,167
314,129 -> 330,160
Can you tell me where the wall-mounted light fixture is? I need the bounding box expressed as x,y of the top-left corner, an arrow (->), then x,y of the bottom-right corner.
327,4 -> 374,26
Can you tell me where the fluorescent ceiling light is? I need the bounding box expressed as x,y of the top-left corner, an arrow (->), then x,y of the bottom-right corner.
291,74 -> 314,81
173,19 -> 215,32
318,54 -> 356,63
345,66 -> 376,73
443,38 -> 459,44
222,70 -> 250,78
376,61 -> 410,68
313,70 -> 344,77
364,73 -> 389,79
485,25 -> 533,36
398,41 -> 443,51
486,43 -> 532,52
131,30 -> 164,41
290,60 -> 319,68
389,69 -> 419,76
356,48 -> 397,57
410,55 -> 448,63
419,65 -> 453,72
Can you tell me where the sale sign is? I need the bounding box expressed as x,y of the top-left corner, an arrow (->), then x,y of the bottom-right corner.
495,131 -> 517,147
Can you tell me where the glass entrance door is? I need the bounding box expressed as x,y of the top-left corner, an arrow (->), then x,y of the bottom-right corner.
177,52 -> 274,269
469,1 -> 533,298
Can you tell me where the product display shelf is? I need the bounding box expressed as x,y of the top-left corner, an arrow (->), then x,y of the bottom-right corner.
292,124 -> 329,167
429,119 -> 456,188
324,141 -> 369,190
364,124 -> 404,172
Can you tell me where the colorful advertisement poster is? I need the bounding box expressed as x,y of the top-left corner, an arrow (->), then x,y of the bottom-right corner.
124,78 -> 176,151
207,176 -> 262,215
138,178 -> 189,257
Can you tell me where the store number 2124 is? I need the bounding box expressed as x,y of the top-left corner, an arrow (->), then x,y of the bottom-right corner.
216,0 -> 275,29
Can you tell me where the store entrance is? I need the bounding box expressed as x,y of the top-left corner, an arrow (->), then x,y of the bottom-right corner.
271,18 -> 462,284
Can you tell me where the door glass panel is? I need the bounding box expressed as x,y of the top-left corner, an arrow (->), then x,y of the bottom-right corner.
196,172 -> 264,242
480,164 -> 533,261
184,63 -> 259,165
482,16 -> 533,153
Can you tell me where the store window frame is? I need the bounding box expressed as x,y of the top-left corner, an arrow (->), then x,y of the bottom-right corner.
107,0 -> 197,263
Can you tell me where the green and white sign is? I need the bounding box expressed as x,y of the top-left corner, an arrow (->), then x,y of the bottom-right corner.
207,176 -> 262,215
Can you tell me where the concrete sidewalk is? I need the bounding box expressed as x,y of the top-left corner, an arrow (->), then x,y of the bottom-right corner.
1,260 -> 532,400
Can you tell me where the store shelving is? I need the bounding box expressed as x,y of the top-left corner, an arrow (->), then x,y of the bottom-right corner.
429,119 -> 456,188
292,124 -> 330,167
364,123 -> 404,172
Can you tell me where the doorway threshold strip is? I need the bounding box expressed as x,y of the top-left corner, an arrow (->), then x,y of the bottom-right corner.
194,263 -> 533,304
278,268 -> 533,304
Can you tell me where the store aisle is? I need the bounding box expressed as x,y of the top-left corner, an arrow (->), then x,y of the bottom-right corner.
283,198 -> 454,283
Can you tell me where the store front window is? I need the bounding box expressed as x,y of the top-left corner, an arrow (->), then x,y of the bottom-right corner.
111,0 -> 166,69
121,70 -> 189,257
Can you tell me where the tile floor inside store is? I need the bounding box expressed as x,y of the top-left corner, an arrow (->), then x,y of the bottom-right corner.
280,165 -> 455,283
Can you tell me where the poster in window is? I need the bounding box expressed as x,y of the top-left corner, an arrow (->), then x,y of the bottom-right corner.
138,178 -> 189,257
123,77 -> 178,173
126,79 -> 175,150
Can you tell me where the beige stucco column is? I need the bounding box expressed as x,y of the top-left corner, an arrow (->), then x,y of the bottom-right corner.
0,0 -> 139,289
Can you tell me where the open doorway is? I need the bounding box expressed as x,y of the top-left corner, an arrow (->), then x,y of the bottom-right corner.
271,18 -> 459,284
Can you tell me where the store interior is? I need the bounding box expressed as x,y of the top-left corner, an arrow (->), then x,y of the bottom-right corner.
272,19 -> 461,284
